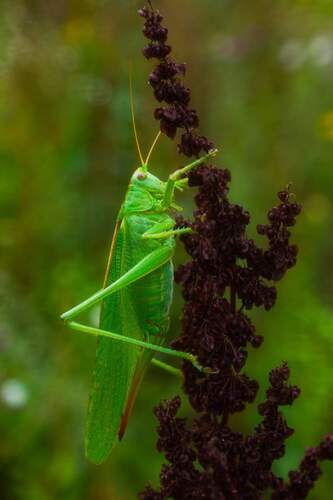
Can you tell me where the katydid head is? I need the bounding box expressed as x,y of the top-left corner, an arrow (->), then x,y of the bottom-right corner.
131,168 -> 165,195
121,164 -> 166,216
127,121 -> 167,209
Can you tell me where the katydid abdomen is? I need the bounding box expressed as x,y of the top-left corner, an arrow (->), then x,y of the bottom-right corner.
85,211 -> 175,464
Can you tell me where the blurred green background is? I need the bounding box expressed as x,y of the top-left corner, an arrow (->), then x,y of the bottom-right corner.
1,0 -> 333,498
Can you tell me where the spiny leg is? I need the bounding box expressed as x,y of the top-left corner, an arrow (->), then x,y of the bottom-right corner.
162,148 -> 218,208
142,220 -> 192,240
61,246 -> 174,322
144,323 -> 183,377
143,228 -> 192,240
150,358 -> 183,378
67,321 -> 205,372
61,245 -> 208,372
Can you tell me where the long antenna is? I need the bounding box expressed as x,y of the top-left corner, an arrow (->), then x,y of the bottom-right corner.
129,67 -> 145,166
145,130 -> 161,166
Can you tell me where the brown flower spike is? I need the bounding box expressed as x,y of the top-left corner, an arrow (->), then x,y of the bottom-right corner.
138,4 -> 333,499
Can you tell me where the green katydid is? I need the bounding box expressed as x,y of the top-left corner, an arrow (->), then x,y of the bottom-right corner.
61,90 -> 218,464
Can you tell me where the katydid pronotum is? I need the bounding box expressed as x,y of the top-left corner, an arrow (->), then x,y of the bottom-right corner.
61,92 -> 218,464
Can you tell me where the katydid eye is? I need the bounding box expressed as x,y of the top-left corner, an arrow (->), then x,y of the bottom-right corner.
137,172 -> 147,180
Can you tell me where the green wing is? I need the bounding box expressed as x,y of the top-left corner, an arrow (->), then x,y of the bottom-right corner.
85,219 -> 140,464
84,214 -> 174,464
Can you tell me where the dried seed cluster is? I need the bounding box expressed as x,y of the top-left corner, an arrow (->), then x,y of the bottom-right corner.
173,174 -> 302,415
139,5 -> 214,157
138,4 -> 333,499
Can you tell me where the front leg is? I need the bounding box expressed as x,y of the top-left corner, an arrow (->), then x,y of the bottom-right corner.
162,148 -> 218,209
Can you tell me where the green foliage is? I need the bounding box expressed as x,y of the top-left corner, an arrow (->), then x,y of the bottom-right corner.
1,1 -> 333,498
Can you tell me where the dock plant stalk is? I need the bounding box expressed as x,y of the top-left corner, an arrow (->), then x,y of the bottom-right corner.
138,4 -> 333,499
